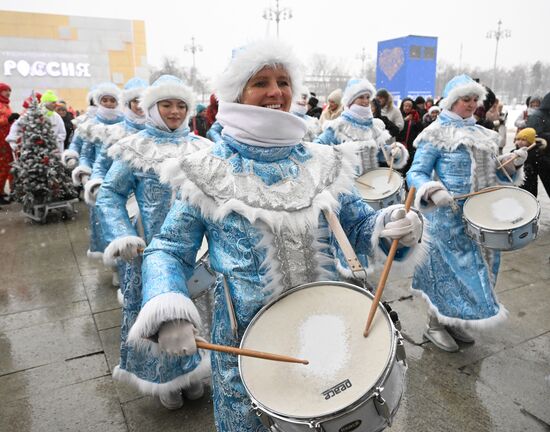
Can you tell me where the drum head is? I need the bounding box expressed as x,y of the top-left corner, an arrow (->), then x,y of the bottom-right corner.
240,283 -> 393,419
356,168 -> 403,200
463,187 -> 539,230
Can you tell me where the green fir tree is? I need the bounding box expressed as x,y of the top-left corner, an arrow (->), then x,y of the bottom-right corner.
11,96 -> 77,214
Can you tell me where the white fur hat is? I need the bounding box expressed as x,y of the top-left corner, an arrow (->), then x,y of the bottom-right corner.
122,77 -> 148,106
215,39 -> 303,103
93,82 -> 121,106
439,74 -> 487,110
140,74 -> 195,124
342,78 -> 376,107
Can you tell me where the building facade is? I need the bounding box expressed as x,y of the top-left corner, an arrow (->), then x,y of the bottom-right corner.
0,10 -> 147,111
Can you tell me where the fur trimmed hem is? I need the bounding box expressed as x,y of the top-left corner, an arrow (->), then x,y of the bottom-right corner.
414,180 -> 445,212
84,177 -> 103,206
117,288 -> 124,307
87,249 -> 104,259
127,292 -> 202,345
103,235 -> 145,266
411,287 -> 509,330
72,165 -> 92,186
62,149 -> 79,164
112,351 -> 211,397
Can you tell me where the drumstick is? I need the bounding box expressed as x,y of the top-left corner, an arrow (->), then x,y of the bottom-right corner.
387,155 -> 394,183
356,179 -> 375,189
497,142 -> 538,170
364,186 -> 416,337
453,186 -> 505,201
196,341 -> 309,365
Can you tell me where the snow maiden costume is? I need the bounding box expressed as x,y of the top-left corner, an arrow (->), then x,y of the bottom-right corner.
83,77 -> 148,206
127,40 -> 424,431
95,75 -> 211,408
62,85 -> 98,168
407,74 -> 527,352
72,83 -> 124,257
290,86 -> 321,141
314,78 -> 408,175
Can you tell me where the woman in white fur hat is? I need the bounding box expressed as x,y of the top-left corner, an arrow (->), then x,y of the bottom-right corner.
315,78 -> 409,175
95,75 -> 211,409
407,74 -> 527,353
127,40 -> 424,431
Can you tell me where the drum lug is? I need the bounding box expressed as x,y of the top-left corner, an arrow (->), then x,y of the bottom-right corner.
480,230 -> 485,244
507,230 -> 513,246
251,403 -> 274,429
532,220 -> 539,238
396,335 -> 407,365
307,420 -> 323,431
374,387 -> 392,426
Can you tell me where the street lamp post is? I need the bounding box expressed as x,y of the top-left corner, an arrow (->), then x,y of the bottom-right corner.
356,47 -> 368,78
486,20 -> 511,91
262,0 -> 292,39
184,36 -> 203,85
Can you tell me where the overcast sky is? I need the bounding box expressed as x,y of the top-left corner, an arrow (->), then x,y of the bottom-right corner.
1,0 -> 549,80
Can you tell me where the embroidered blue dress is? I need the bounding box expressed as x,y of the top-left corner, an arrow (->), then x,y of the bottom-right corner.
314,111 -> 408,174
95,124 -> 211,395
407,110 -> 523,327
128,136 -> 418,431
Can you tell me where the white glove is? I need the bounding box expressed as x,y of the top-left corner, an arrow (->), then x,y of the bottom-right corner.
117,237 -> 146,261
380,208 -> 423,247
511,148 -> 528,166
390,143 -> 403,160
158,320 -> 198,356
66,158 -> 77,169
429,189 -> 453,208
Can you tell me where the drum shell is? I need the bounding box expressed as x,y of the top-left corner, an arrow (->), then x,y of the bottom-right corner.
363,188 -> 404,211
240,281 -> 406,432
463,217 -> 539,251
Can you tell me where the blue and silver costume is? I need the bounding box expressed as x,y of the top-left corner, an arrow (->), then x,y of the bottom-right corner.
315,111 -> 407,174
96,122 -> 211,396
407,109 -> 524,327
128,131 -> 419,431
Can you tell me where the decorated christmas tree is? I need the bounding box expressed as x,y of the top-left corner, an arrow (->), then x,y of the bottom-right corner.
11,95 -> 77,215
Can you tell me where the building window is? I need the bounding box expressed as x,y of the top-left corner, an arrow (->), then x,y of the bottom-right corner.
424,47 -> 435,59
410,46 -> 421,59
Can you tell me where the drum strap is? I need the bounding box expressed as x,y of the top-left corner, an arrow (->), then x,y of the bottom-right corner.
322,209 -> 368,280
222,275 -> 239,339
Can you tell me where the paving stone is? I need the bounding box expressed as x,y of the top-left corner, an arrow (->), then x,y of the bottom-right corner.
94,308 -> 122,331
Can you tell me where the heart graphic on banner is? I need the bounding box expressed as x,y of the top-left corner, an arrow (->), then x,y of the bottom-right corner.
379,48 -> 405,81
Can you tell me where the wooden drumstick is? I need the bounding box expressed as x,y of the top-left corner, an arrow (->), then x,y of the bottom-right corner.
356,179 -> 375,190
195,341 -> 309,365
364,186 -> 416,337
497,141 -> 538,170
387,155 -> 395,183
453,186 -> 505,201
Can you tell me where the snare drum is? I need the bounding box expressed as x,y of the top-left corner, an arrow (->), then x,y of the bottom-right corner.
462,186 -> 540,251
240,281 -> 406,432
356,168 -> 404,210
187,238 -> 216,299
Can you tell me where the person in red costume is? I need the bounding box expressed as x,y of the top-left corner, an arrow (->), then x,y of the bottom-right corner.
0,82 -> 13,204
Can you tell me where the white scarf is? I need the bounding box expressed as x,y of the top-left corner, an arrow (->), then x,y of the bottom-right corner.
217,101 -> 307,147
97,105 -> 122,121
147,104 -> 188,133
346,104 -> 373,121
124,106 -> 146,125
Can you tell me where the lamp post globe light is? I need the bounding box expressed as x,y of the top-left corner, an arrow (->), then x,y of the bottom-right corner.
184,36 -> 203,80
486,20 -> 511,91
262,0 -> 292,39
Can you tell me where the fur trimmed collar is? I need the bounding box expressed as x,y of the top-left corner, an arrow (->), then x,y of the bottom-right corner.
160,141 -> 361,233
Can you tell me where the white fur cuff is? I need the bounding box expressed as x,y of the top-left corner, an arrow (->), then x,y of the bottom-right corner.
71,165 -> 92,186
84,177 -> 103,206
391,142 -> 409,170
62,149 -> 79,164
127,292 -> 202,345
103,235 -> 145,266
414,180 -> 446,212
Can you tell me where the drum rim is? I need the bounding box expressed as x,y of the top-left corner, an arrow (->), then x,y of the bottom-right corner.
462,186 -> 541,231
239,280 -> 398,422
